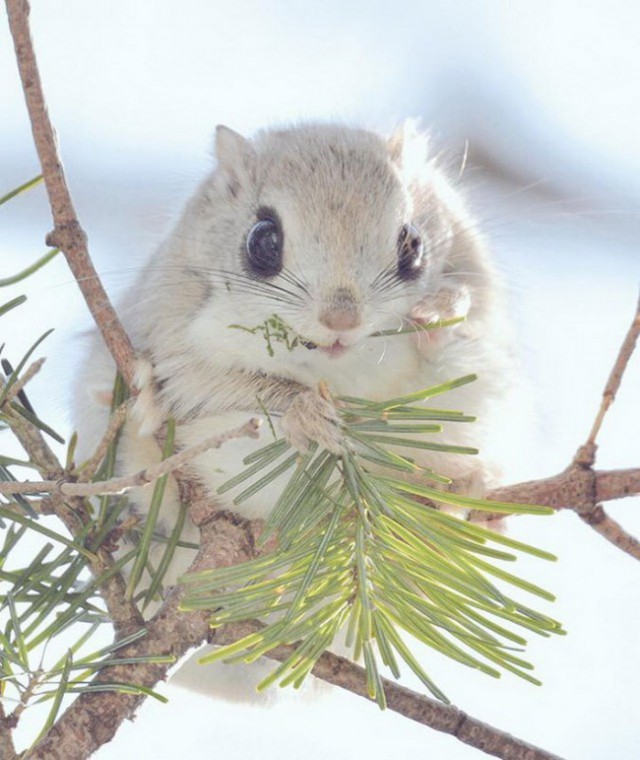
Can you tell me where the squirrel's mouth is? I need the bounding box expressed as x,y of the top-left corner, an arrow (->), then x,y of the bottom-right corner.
309,340 -> 349,358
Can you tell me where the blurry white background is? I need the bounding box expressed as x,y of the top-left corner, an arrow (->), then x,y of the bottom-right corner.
1,1 -> 639,758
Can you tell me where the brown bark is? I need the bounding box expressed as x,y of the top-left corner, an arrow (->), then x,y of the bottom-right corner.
6,0 -> 137,389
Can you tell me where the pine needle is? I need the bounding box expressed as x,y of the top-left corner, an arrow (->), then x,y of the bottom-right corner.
181,377 -> 564,703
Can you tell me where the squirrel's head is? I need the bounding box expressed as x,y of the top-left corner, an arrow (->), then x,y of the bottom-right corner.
166,122 -> 490,372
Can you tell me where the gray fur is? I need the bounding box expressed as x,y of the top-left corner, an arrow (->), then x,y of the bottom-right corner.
75,121 -> 520,700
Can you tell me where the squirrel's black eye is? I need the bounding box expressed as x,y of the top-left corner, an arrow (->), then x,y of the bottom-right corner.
246,212 -> 283,277
397,223 -> 424,280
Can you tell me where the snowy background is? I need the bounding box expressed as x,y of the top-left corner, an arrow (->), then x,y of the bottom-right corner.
2,1 -> 639,758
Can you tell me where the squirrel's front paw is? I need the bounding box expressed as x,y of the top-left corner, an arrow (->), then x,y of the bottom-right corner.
130,358 -> 165,436
409,284 -> 470,358
280,385 -> 343,454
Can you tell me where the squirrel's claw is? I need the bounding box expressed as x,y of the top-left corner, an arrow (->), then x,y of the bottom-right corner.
280,386 -> 343,455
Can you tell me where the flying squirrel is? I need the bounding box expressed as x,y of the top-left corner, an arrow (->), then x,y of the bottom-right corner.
75,122 -> 518,699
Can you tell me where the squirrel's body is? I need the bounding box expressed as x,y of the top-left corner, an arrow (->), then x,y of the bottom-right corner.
76,122 -> 516,698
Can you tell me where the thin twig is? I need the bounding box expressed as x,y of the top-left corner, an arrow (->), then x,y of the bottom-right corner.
74,402 -> 129,482
569,292 -> 640,556
5,0 -> 137,389
6,669 -> 43,728
6,409 -> 63,478
472,292 -> 640,562
575,291 -> 640,467
5,405 -> 145,635
0,418 -> 261,498
576,505 -> 640,560
0,497 -> 54,516
3,459 -> 637,513
0,357 -> 45,408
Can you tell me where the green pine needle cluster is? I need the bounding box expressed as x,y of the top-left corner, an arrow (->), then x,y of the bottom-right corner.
181,375 -> 565,707
2,174 -> 564,731
89,377 -> 195,613
0,523 -> 171,740
1,348 -> 171,738
1,177 -> 173,744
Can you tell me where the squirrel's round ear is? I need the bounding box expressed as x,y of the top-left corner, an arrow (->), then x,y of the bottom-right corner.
214,125 -> 254,166
213,126 -> 256,194
387,120 -> 428,161
386,124 -> 406,165
387,120 -> 430,178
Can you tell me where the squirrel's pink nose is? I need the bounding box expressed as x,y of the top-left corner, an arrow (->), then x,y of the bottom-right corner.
319,308 -> 361,331
319,287 -> 361,331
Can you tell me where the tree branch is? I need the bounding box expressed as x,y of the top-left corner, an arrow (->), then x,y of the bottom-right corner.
485,467 -> 639,510
473,296 -> 640,560
575,291 -> 640,467
5,0 -> 137,389
25,515 -> 252,760
5,405 -> 145,636
74,402 -> 129,481
477,467 -> 640,561
595,468 -> 640,502
0,417 -> 261,498
0,356 -> 45,407
26,514 -> 566,760
212,622 -> 565,760
570,294 -> 640,554
6,401 -> 634,757
576,505 -> 640,559
0,701 -> 18,760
